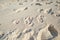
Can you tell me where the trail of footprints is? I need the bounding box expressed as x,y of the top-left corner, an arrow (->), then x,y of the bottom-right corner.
0,0 -> 60,40
11,14 -> 45,26
0,24 -> 58,40
0,0 -> 60,17
23,14 -> 46,27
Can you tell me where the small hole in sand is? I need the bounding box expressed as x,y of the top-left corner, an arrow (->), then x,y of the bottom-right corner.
29,36 -> 34,40
17,32 -> 22,38
17,0 -> 20,2
24,7 -> 28,10
46,2 -> 53,4
0,24 -> 1,25
19,3 -> 23,5
13,9 -> 17,11
56,14 -> 60,17
56,1 -> 60,4
40,9 -> 44,13
35,3 -> 42,6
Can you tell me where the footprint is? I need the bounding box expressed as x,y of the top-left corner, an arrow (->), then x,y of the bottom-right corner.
24,7 -> 28,10
56,14 -> 60,17
22,28 -> 34,40
37,8 -> 44,13
24,16 -> 34,26
35,2 -> 42,6
29,36 -> 34,40
0,31 -> 4,39
22,28 -> 32,34
56,1 -> 60,4
12,19 -> 20,24
36,14 -> 45,23
3,29 -> 21,40
44,8 -> 54,15
46,2 -> 53,4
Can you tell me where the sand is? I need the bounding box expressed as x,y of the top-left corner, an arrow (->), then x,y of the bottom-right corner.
0,0 -> 60,40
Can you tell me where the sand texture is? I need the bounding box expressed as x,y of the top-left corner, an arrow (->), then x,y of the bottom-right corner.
0,0 -> 60,40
